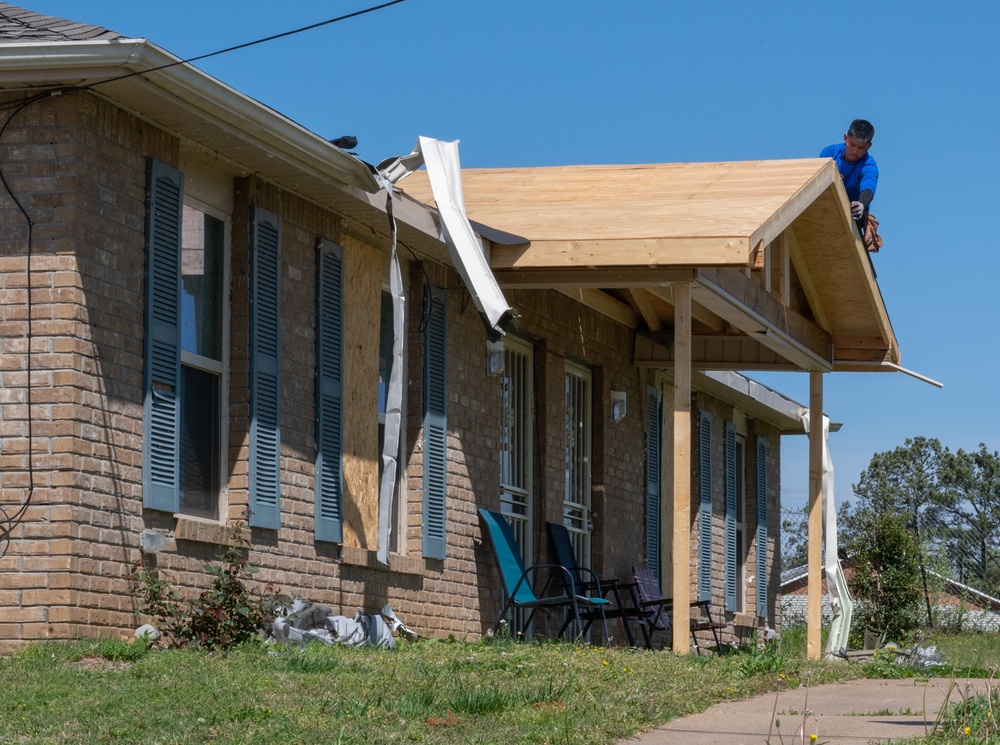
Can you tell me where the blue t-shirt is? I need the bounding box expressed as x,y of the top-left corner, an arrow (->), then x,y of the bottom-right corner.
820,143 -> 878,204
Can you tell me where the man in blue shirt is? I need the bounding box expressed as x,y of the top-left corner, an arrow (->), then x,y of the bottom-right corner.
821,119 -> 878,225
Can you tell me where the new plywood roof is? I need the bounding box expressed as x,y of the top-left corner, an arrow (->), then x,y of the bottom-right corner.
399,158 -> 899,371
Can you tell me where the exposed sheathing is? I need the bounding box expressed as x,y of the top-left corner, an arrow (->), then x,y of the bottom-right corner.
340,233 -> 381,548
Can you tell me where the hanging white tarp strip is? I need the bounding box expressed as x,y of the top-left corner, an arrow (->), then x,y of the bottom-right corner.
380,136 -> 513,341
801,410 -> 853,656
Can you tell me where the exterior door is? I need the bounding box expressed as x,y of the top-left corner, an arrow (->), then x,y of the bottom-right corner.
563,362 -> 593,569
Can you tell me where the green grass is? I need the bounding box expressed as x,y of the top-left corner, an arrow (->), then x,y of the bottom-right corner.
0,631 -> 995,745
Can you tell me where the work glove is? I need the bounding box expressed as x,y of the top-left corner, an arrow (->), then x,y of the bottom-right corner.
850,201 -> 865,219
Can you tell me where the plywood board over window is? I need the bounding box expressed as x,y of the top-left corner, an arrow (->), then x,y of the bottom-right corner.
340,234 -> 381,549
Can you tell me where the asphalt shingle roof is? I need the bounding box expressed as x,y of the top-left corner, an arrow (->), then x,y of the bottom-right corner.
0,3 -> 124,42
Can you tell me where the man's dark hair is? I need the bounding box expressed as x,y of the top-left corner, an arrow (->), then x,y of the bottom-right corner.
848,119 -> 875,143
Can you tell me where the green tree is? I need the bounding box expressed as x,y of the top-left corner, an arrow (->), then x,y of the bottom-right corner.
846,510 -> 923,643
939,444 -> 1000,596
850,437 -> 953,626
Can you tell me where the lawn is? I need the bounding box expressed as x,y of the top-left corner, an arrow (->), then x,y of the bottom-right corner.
0,628 -> 995,744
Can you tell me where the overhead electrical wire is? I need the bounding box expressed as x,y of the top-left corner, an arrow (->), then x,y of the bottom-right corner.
0,0 -> 409,557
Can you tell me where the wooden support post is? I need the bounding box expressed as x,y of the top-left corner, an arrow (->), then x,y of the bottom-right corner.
672,282 -> 692,654
807,371 -> 824,660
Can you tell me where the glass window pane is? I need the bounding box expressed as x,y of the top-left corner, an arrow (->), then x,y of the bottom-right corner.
181,205 -> 224,361
180,364 -> 220,517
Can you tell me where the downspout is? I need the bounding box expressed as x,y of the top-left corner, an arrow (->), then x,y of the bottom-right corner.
800,411 -> 853,658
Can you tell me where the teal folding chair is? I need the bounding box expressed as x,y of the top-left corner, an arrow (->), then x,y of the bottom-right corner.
478,509 -> 609,641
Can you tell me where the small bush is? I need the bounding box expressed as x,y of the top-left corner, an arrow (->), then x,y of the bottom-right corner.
130,522 -> 282,650
96,636 -> 153,662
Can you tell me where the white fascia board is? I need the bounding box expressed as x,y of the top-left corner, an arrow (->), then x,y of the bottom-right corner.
0,39 -> 381,194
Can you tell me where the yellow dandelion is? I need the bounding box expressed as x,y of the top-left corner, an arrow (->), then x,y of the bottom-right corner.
965,726 -> 972,735
602,659 -> 609,666
810,735 -> 818,742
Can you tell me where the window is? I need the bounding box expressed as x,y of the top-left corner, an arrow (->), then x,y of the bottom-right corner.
500,336 -> 534,560
179,205 -> 226,518
143,160 -> 230,520
563,362 -> 592,569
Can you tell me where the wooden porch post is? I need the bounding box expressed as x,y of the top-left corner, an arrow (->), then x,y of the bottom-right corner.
807,370 -> 824,660
672,282 -> 692,654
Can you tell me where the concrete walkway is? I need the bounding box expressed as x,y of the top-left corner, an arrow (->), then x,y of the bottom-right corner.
625,677 -> 991,745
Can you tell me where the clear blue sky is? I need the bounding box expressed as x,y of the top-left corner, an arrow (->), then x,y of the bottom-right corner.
29,1 -> 1000,513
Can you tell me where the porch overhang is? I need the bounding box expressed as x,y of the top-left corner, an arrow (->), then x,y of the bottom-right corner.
399,159 -> 900,373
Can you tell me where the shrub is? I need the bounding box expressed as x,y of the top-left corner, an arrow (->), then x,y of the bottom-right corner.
131,522 -> 282,650
846,510 -> 923,643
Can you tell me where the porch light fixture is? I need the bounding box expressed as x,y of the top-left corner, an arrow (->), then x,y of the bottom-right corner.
610,390 -> 627,422
487,340 -> 505,376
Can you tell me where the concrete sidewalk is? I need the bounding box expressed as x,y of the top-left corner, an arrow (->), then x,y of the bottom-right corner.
624,677 -> 991,745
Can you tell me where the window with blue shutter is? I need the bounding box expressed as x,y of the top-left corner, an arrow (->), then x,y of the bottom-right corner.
756,438 -> 769,618
143,159 -> 183,513
724,421 -> 738,612
645,385 -> 662,574
249,206 -> 281,530
422,286 -> 448,560
698,410 -> 713,603
315,240 -> 343,543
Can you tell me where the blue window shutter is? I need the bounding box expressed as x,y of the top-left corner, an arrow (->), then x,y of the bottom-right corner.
698,410 -> 713,603
422,286 -> 447,560
645,385 -> 661,573
724,422 -> 738,612
756,438 -> 769,618
314,240 -> 343,543
142,159 -> 183,513
249,206 -> 281,530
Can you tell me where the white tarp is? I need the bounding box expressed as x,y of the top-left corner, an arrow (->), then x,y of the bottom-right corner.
379,136 -> 514,341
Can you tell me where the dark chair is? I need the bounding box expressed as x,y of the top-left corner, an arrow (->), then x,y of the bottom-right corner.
546,521 -> 639,646
630,566 -> 725,654
478,509 -> 609,642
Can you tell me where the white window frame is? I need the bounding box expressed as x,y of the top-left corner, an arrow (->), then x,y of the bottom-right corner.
500,335 -> 534,562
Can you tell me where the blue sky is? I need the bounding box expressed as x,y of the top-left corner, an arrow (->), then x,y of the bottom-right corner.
29,1 -> 1000,512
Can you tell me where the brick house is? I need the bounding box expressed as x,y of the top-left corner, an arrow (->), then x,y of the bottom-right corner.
0,5 -> 900,652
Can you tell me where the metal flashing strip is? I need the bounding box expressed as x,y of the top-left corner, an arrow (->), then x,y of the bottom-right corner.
835,360 -> 944,388
380,137 -> 514,341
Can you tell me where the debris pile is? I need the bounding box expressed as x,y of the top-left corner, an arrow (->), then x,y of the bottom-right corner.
267,601 -> 420,649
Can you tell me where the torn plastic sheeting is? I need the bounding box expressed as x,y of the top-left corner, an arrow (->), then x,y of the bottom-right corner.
379,136 -> 514,342
268,601 -> 419,649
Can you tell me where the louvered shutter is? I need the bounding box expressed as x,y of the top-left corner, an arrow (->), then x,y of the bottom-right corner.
645,385 -> 662,573
142,159 -> 183,512
249,206 -> 281,530
422,286 -> 447,560
314,240 -> 343,543
698,410 -> 713,603
724,422 -> 738,611
756,438 -> 769,618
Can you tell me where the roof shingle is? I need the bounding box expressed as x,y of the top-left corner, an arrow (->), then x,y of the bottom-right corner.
0,3 -> 124,43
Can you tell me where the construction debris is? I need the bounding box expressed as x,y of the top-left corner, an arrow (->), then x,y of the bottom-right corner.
267,600 -> 420,649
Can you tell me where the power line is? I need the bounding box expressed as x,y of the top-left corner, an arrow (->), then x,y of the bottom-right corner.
88,0 -> 409,89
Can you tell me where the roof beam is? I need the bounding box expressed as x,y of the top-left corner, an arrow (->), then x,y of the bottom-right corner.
693,267 -> 833,371
491,237 -> 749,270
557,288 -> 640,328
494,267 -> 697,289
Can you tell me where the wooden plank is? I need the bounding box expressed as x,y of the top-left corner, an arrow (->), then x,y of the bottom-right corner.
772,232 -> 790,305
494,267 -> 697,289
672,283 -> 692,655
340,234 -> 382,549
557,288 -> 640,328
693,267 -> 833,370
631,289 -> 663,332
785,226 -> 830,332
491,237 -> 750,270
808,372 -> 824,660
644,286 -> 728,333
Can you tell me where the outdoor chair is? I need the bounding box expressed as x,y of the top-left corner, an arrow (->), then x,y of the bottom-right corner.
478,509 -> 609,642
546,521 -> 640,646
629,566 -> 725,654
